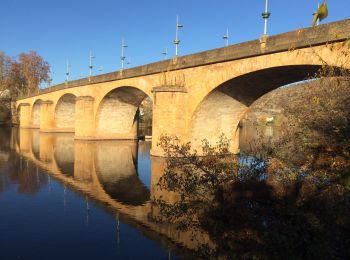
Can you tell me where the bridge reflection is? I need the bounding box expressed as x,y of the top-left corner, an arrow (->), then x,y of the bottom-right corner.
95,140 -> 150,206
14,129 -> 150,206
11,128 -> 204,255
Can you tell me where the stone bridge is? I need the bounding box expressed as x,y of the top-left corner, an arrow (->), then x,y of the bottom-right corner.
14,19 -> 350,156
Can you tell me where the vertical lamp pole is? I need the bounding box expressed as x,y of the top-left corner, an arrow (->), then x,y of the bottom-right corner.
262,0 -> 271,36
316,2 -> 320,26
89,50 -> 95,81
223,28 -> 229,47
162,47 -> 168,59
65,61 -> 70,82
174,15 -> 183,56
121,39 -> 128,70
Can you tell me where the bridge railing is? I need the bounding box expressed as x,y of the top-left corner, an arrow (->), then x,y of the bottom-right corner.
16,19 -> 350,101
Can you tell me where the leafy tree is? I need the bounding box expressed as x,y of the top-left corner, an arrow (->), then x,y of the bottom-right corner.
0,52 -> 11,92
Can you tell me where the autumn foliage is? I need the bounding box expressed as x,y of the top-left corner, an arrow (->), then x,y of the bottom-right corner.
0,51 -> 50,98
152,48 -> 350,258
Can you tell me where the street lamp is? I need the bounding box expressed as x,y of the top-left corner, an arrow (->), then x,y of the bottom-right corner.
223,28 -> 229,47
262,0 -> 271,36
121,39 -> 128,70
65,60 -> 70,82
162,47 -> 168,59
89,50 -> 95,81
174,15 -> 183,56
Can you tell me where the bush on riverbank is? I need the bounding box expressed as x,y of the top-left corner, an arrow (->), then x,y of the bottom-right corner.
151,47 -> 350,258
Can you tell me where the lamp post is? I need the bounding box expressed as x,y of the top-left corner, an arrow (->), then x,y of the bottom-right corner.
262,0 -> 271,36
121,39 -> 128,70
65,61 -> 70,82
89,50 -> 95,81
162,47 -> 168,59
223,28 -> 229,47
174,15 -> 183,56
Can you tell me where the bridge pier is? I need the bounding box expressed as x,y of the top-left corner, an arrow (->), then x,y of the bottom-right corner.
40,100 -> 55,132
151,86 -> 188,156
39,133 -> 55,163
75,96 -> 95,139
19,128 -> 31,154
19,103 -> 31,128
74,140 -> 94,182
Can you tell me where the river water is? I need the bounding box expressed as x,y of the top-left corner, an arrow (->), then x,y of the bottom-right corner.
0,127 -> 194,259
0,126 -> 278,259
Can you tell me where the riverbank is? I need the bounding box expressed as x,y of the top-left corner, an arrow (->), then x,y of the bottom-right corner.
241,78 -> 344,127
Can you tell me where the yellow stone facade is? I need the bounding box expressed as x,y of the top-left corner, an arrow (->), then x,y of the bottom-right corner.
15,41 -> 350,156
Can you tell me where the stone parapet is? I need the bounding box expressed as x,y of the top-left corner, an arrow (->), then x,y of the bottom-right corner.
16,19 -> 350,101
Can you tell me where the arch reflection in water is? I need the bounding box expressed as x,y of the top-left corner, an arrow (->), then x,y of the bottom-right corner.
95,140 -> 150,206
31,129 -> 40,160
18,129 -> 151,206
13,129 -> 203,256
54,133 -> 75,177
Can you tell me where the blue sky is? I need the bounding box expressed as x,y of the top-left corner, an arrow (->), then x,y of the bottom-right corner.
1,0 -> 349,86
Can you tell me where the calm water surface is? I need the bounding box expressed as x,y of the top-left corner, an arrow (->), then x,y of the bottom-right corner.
0,127 -> 186,260
0,125 -> 277,259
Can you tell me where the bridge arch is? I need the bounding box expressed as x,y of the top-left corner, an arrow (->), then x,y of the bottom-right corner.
31,99 -> 42,128
95,86 -> 151,139
189,64 -> 323,152
54,93 -> 76,132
